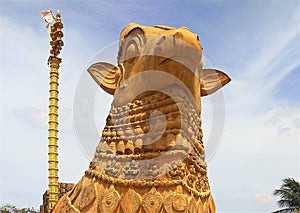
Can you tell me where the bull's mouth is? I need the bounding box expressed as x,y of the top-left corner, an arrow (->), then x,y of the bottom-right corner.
159,56 -> 196,71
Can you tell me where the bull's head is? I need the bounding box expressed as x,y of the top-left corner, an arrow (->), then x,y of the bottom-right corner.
88,23 -> 230,111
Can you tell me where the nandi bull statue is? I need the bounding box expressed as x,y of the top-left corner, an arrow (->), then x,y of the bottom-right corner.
53,23 -> 230,213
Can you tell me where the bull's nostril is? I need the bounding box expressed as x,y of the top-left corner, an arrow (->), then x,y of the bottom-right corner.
156,36 -> 166,45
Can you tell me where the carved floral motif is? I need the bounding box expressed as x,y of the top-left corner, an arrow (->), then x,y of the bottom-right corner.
142,188 -> 163,213
104,160 -> 121,177
98,188 -> 120,213
143,161 -> 161,179
123,160 -> 140,179
164,192 -> 188,213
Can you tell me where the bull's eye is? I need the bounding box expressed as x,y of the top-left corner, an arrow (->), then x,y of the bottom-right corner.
125,42 -> 138,64
123,29 -> 145,64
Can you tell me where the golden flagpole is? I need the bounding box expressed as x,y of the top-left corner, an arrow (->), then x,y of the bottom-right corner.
44,10 -> 64,211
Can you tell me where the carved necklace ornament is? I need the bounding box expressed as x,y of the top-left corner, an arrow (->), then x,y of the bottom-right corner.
98,187 -> 120,213
120,189 -> 141,213
164,192 -> 188,213
79,183 -> 96,211
51,23 -> 231,213
142,188 -> 163,213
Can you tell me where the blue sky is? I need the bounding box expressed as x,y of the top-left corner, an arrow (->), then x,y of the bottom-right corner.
0,1 -> 299,212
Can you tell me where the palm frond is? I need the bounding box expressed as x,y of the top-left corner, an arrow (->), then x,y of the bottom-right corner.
273,178 -> 300,210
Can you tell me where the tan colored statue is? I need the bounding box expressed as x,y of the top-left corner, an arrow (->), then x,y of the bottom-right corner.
53,23 -> 230,213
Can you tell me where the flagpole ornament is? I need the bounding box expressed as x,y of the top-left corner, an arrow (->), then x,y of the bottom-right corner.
41,9 -> 64,212
41,9 -> 55,33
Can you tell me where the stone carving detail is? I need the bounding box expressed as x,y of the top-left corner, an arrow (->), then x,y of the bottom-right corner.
167,161 -> 186,180
164,192 -> 188,213
142,188 -> 163,213
58,204 -> 78,213
143,161 -> 161,179
58,197 -> 80,213
79,183 -> 96,211
104,160 -> 121,177
188,197 -> 197,213
197,198 -> 205,213
52,23 -> 231,212
120,188 -> 141,213
123,160 -> 140,179
98,187 -> 120,213
69,180 -> 83,204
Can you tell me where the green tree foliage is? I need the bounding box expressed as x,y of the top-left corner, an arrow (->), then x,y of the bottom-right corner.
0,204 -> 39,213
273,177 -> 300,213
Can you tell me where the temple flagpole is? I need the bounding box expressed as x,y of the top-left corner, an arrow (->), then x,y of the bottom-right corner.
41,10 -> 64,211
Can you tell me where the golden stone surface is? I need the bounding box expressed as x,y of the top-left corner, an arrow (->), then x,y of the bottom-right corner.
52,23 -> 230,213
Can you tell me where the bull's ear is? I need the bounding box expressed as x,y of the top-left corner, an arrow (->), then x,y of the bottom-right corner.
88,62 -> 123,95
200,69 -> 231,96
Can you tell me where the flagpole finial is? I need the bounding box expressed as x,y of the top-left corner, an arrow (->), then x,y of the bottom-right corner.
41,9 -> 56,33
48,11 -> 64,58
56,10 -> 61,18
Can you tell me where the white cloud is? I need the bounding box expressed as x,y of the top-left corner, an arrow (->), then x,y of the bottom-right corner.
222,6 -> 300,113
267,106 -> 300,136
243,25 -> 300,81
14,106 -> 47,128
254,193 -> 275,204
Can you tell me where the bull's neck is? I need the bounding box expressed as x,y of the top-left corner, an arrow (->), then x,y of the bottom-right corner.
94,87 -> 205,160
